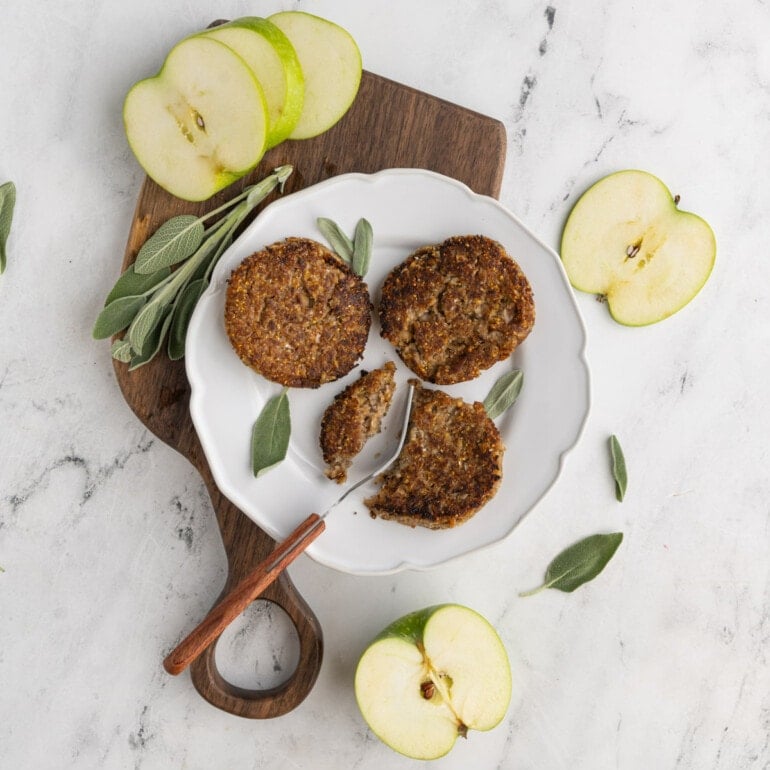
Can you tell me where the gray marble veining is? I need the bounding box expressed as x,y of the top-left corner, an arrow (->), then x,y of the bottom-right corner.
1,1 -> 769,768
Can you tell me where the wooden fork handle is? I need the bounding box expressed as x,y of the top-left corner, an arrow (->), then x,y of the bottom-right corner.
163,513 -> 326,676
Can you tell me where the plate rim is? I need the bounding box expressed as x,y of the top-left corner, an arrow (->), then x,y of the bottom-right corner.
186,167 -> 592,575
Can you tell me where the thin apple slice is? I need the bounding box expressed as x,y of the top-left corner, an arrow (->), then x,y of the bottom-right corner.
355,605 -> 512,760
269,11 -> 362,139
202,17 -> 304,148
561,170 -> 716,326
123,36 -> 268,202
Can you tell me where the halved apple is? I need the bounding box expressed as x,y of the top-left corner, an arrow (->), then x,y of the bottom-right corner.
269,11 -> 362,139
561,170 -> 716,326
202,17 -> 304,148
355,605 -> 512,760
123,36 -> 268,202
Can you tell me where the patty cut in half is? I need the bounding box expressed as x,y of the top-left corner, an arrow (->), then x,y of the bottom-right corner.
225,238 -> 371,388
365,382 -> 504,529
379,234 -> 535,384
320,362 -> 397,484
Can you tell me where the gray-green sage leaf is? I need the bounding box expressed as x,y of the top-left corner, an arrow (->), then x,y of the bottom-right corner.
129,308 -> 174,370
317,217 -> 353,263
127,299 -> 165,355
134,215 -> 204,274
352,218 -> 373,277
110,338 -> 133,362
483,370 -> 523,420
105,264 -> 171,305
0,181 -> 17,274
519,532 -> 624,597
92,295 -> 147,339
609,435 -> 627,501
251,388 -> 291,477
168,278 -> 208,361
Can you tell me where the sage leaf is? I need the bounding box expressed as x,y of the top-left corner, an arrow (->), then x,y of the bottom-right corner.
609,435 -> 627,501
128,308 -> 173,370
110,338 -> 133,363
134,215 -> 204,274
352,218 -> 373,277
484,370 -> 523,420
251,388 -> 291,477
168,278 -> 208,361
0,180 -> 17,273
105,264 -> 171,305
317,217 -> 353,263
92,295 -> 146,339
127,299 -> 165,355
520,533 -> 624,597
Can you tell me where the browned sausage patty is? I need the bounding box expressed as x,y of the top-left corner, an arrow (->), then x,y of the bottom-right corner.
365,382 -> 504,529
320,362 -> 397,484
379,235 -> 535,384
224,238 -> 371,388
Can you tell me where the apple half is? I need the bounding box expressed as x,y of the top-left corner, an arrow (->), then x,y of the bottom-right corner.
561,170 -> 716,326
269,11 -> 362,139
123,36 -> 268,202
355,605 -> 512,760
202,17 -> 304,148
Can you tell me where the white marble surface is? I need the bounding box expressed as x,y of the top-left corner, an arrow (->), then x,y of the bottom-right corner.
1,1 -> 768,767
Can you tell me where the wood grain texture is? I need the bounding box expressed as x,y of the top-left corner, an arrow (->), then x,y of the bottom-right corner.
114,70 -> 505,718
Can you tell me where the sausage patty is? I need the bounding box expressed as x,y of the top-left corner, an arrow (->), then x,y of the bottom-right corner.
379,235 -> 535,384
365,382 -> 504,529
320,361 -> 397,484
224,238 -> 371,388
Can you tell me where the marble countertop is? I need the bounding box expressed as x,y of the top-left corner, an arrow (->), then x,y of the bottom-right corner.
2,1 -> 768,768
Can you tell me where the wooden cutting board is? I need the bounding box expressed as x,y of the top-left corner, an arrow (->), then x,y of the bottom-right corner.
116,70 -> 506,718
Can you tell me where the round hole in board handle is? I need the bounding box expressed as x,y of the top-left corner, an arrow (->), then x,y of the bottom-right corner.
214,599 -> 301,691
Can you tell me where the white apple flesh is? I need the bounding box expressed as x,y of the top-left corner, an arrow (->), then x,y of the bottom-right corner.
123,36 -> 268,202
269,11 -> 362,139
561,170 -> 716,326
355,605 -> 511,760
202,18 -> 304,149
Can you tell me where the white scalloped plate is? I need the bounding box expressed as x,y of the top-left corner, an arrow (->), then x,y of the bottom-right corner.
186,169 -> 590,575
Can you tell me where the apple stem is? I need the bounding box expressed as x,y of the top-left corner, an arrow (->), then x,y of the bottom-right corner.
674,194 -> 681,206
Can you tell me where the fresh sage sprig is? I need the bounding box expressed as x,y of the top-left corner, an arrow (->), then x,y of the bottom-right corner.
251,387 -> 291,477
317,216 -> 373,277
0,181 -> 17,274
483,370 -> 524,420
519,532 -> 623,597
609,435 -> 627,501
93,165 -> 293,369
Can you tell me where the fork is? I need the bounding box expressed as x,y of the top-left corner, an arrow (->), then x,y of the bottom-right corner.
163,382 -> 416,676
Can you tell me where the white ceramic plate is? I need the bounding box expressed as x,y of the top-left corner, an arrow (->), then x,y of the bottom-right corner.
186,169 -> 590,575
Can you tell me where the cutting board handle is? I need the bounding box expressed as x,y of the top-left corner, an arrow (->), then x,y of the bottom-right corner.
185,472 -> 323,718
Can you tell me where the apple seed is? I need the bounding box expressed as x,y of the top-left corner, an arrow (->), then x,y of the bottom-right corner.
625,244 -> 641,259
420,681 -> 435,700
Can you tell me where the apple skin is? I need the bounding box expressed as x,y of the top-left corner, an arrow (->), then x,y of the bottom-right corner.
560,169 -> 716,326
269,11 -> 362,140
201,17 -> 304,149
123,36 -> 268,202
354,604 -> 512,760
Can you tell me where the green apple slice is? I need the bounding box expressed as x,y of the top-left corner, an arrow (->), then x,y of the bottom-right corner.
355,605 -> 512,760
123,36 -> 268,202
561,170 -> 716,326
202,17 -> 304,148
269,11 -> 362,139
